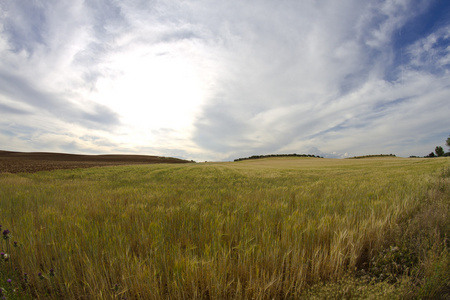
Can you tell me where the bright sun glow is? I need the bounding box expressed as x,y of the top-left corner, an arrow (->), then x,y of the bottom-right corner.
93,43 -> 211,144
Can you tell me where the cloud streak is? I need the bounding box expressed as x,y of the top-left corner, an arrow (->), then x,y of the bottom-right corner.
0,0 -> 449,160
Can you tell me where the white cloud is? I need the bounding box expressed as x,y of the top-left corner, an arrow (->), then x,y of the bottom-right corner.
0,0 -> 449,161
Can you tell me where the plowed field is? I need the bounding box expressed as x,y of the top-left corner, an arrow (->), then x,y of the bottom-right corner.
0,150 -> 191,173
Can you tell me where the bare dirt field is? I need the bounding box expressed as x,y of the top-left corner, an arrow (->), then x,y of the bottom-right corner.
0,150 -> 191,173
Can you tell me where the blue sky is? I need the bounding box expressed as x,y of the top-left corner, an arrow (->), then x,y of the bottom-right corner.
0,0 -> 449,161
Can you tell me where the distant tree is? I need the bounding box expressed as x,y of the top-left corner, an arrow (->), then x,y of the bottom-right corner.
435,146 -> 444,157
427,152 -> 435,158
446,135 -> 450,149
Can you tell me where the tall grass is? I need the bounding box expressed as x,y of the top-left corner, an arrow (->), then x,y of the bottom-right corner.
0,157 -> 448,299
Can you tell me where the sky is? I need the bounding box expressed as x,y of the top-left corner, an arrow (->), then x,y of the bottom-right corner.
0,0 -> 449,161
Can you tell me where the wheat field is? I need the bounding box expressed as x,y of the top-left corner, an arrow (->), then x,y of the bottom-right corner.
0,157 -> 448,299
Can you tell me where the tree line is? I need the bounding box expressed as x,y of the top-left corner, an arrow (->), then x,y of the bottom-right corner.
234,153 -> 322,162
425,135 -> 450,157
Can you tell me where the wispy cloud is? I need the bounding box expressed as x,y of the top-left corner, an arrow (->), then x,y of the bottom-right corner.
0,0 -> 449,160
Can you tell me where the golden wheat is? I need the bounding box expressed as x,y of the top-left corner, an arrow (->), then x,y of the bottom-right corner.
0,157 -> 448,299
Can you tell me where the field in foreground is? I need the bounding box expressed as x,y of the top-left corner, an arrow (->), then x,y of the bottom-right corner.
0,157 -> 449,299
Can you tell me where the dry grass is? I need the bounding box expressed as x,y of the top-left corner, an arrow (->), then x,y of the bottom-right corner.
0,157 -> 448,299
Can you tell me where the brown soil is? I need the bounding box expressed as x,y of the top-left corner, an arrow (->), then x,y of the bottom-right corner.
0,150 -> 192,174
